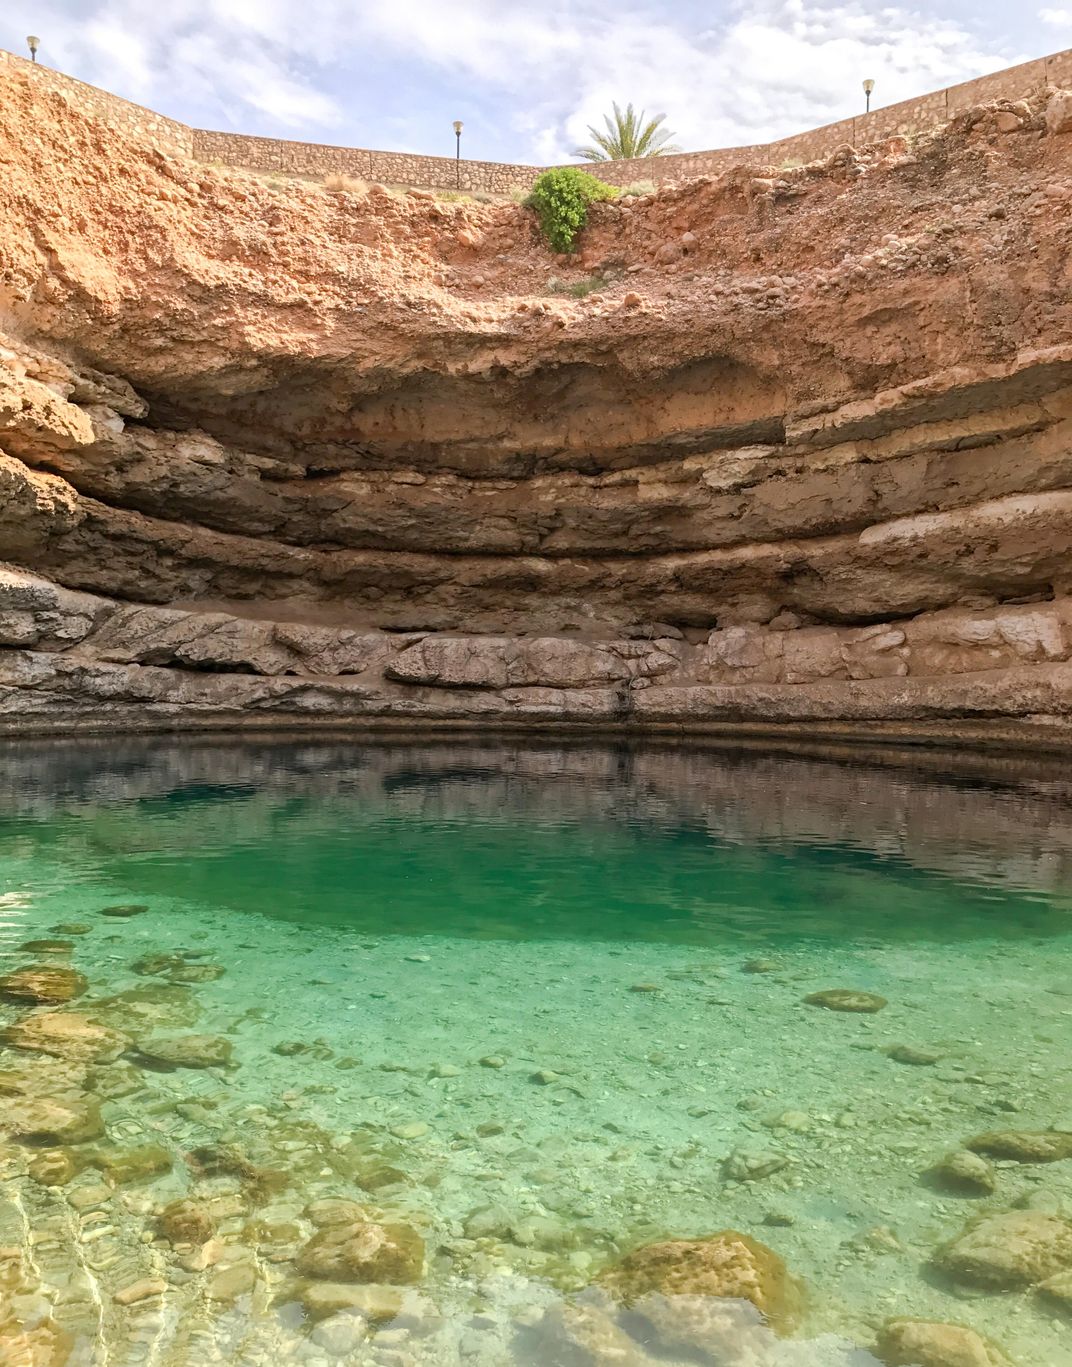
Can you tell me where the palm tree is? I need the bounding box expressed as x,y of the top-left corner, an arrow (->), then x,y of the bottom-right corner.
572,102 -> 681,161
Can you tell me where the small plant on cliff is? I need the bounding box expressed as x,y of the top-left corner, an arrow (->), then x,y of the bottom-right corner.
525,167 -> 618,253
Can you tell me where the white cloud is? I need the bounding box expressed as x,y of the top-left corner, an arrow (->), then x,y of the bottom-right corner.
0,0 -> 1021,156
1040,7 -> 1072,24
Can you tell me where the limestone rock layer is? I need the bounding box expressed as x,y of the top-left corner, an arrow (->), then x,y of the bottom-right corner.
4,65 -> 1072,745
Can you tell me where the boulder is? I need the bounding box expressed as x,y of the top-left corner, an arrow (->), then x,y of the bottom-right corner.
599,1230 -> 800,1332
1046,89 -> 1072,136
0,965 -> 88,1004
966,1131 -> 1072,1163
1038,1267 -> 1072,1311
928,1150 -> 996,1196
3,1095 -> 104,1145
87,984 -> 200,1032
875,1318 -> 1014,1366
90,1143 -> 171,1185
158,1198 -> 220,1244
723,1148 -> 788,1182
803,989 -> 887,1013
133,1034 -> 233,1069
1,1011 -> 129,1062
534,1294 -> 653,1366
28,1148 -> 86,1185
298,1282 -> 431,1325
936,1211 -> 1072,1289
297,1218 -> 425,1284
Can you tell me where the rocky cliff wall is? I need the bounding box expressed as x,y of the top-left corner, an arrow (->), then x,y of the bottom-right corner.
4,63 -> 1072,747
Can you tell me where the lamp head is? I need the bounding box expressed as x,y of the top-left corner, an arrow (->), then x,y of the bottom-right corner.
863,78 -> 875,95
27,35 -> 41,58
453,120 -> 463,135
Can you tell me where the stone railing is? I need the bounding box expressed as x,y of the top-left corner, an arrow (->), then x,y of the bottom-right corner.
4,42 -> 1072,194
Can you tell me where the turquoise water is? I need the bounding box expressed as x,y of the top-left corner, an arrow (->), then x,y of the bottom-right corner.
0,739 -> 1071,1365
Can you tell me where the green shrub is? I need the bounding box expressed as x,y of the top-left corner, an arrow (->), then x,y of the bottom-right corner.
525,167 -> 618,253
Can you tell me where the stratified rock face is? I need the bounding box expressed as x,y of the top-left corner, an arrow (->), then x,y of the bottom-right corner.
5,68 -> 1072,743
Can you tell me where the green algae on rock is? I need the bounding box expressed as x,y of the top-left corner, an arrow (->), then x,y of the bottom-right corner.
599,1230 -> 801,1332
296,1217 -> 426,1284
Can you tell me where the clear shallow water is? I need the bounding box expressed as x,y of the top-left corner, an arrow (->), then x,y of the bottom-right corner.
0,739 -> 1071,1366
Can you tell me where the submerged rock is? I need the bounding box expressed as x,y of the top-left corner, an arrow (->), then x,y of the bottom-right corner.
874,1318 -> 1014,1366
158,1198 -> 220,1245
205,1262 -> 256,1302
133,1034 -> 233,1069
187,1143 -> 286,1199
133,954 -> 225,983
99,904 -> 149,918
803,989 -> 887,1013
885,1044 -> 943,1065
307,1199 -> 367,1228
90,1143 -> 171,1186
88,983 -> 201,1031
50,923 -> 92,935
1038,1268 -> 1072,1312
929,1151 -> 997,1196
18,940 -> 73,954
309,1311 -> 368,1356
297,1218 -> 425,1284
936,1210 -> 1072,1289
1,1012 -> 129,1063
723,1148 -> 789,1182
0,964 -> 88,1004
599,1230 -> 800,1332
132,953 -> 186,976
4,1096 -> 104,1145
113,1278 -> 167,1306
534,1294 -> 652,1366
298,1282 -> 429,1324
28,1148 -> 86,1186
966,1130 -> 1072,1163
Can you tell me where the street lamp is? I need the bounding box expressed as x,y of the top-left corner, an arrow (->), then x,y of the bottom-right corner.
863,78 -> 875,114
453,120 -> 463,189
26,35 -> 41,62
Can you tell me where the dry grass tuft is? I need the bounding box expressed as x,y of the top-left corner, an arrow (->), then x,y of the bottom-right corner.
323,173 -> 369,194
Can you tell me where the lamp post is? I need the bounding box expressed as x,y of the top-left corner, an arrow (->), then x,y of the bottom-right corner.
453,120 -> 463,189
26,35 -> 40,62
863,78 -> 875,114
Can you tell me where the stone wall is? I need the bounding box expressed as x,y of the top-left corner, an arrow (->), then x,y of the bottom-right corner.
2,41 -> 1070,195
0,48 -> 192,159
191,128 -> 537,193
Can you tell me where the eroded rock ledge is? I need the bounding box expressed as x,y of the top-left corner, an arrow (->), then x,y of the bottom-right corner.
4,68 -> 1072,745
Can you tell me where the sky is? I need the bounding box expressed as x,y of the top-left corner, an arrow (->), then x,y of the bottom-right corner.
2,1 -> 1071,165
